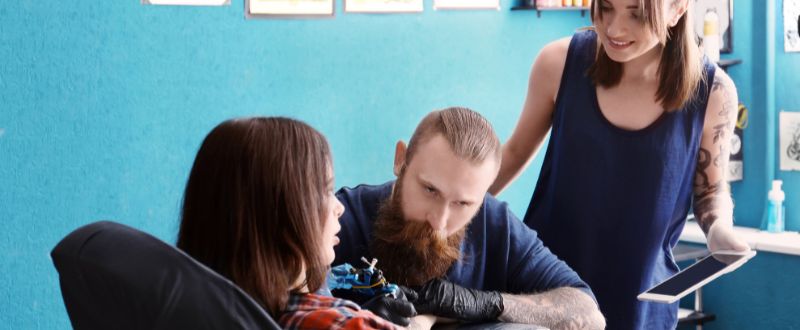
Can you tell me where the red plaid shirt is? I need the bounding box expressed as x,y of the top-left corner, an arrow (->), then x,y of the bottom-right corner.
279,293 -> 399,330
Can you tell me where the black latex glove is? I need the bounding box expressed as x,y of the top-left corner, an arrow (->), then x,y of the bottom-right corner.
361,287 -> 418,327
408,278 -> 504,322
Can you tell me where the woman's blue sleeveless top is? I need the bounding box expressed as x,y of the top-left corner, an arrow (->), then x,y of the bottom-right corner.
523,30 -> 715,329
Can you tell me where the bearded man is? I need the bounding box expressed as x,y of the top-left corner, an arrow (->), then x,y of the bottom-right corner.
333,107 -> 605,330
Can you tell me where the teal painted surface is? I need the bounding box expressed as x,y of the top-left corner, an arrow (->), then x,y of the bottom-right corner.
3,0 -> 799,328
698,251 -> 800,329
728,0 -> 799,231
775,0 -> 800,231
677,244 -> 800,330
761,0 -> 779,235
0,1 -> 590,328
683,2 -> 800,329
728,0 -> 766,228
730,0 -> 800,230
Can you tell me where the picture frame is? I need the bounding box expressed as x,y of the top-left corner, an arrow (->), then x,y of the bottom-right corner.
246,0 -> 334,17
142,0 -> 229,5
780,111 -> 800,171
344,0 -> 423,13
692,0 -> 733,53
785,0 -> 800,52
434,0 -> 500,11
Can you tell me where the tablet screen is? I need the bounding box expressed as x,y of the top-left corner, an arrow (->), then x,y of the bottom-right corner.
646,253 -> 748,296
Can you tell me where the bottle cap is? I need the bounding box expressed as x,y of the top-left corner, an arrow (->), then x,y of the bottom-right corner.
704,11 -> 719,36
769,180 -> 785,202
772,180 -> 783,191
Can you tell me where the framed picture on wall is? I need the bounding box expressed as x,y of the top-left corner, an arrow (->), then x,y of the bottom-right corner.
246,0 -> 334,17
434,0 -> 500,10
785,0 -> 800,52
143,0 -> 229,5
345,0 -> 423,13
692,0 -> 733,53
780,111 -> 800,171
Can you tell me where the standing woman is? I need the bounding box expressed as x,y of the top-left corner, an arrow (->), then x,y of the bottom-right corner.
177,117 -> 405,329
489,0 -> 749,328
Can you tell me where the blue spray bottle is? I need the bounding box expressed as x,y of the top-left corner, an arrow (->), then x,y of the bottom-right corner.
763,180 -> 785,233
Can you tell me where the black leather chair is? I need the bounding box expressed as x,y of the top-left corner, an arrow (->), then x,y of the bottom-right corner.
51,221 -> 281,330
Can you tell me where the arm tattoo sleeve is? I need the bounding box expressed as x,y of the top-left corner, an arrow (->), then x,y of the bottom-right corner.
498,288 -> 605,330
694,76 -> 736,234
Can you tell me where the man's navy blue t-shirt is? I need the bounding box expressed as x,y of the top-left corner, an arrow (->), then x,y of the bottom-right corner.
333,181 -> 594,299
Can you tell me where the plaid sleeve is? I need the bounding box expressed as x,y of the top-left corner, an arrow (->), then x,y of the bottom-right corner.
279,294 -> 398,330
281,308 -> 398,330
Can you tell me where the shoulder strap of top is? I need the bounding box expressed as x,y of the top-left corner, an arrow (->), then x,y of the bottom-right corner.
687,57 -> 717,114
555,30 -> 597,106
563,29 -> 597,79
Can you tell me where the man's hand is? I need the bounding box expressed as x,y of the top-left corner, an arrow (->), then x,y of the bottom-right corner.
362,287 -> 418,327
408,278 -> 504,322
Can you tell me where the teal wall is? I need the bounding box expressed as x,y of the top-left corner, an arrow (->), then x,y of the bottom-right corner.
0,1 -> 588,328
2,0 -> 799,329
683,1 -> 800,329
727,0 -> 764,227
774,0 -> 800,231
678,244 -> 800,330
697,250 -> 800,329
730,0 -> 800,231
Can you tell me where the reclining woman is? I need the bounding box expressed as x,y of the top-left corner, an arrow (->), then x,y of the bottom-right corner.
176,117 -> 414,329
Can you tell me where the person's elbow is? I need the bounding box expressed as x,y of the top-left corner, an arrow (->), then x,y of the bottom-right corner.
555,289 -> 605,330
583,306 -> 606,330
576,290 -> 605,330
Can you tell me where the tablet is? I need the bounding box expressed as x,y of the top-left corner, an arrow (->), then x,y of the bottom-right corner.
638,250 -> 756,304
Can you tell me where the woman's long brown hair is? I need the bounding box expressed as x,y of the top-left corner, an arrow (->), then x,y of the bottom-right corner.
177,117 -> 331,316
589,0 -> 705,111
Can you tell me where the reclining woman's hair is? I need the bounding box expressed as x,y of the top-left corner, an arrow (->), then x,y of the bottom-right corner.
177,117 -> 331,316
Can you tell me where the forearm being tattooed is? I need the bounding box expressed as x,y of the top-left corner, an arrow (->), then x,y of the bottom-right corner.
406,314 -> 435,330
498,287 -> 605,330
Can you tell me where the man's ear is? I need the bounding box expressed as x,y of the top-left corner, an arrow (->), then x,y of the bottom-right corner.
393,141 -> 407,177
669,0 -> 689,27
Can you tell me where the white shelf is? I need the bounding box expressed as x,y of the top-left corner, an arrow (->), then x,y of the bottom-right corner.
680,221 -> 800,256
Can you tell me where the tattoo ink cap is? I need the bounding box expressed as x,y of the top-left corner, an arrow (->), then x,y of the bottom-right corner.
765,180 -> 785,233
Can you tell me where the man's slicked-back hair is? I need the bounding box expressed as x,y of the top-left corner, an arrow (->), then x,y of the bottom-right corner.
405,106 -> 501,166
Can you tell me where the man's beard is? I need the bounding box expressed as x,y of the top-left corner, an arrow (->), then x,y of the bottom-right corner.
370,177 -> 467,287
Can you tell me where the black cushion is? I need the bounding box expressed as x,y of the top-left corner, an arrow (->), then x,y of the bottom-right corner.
51,221 -> 281,330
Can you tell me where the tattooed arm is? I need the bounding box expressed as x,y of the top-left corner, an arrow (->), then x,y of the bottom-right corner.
499,288 -> 605,330
693,69 -> 749,252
